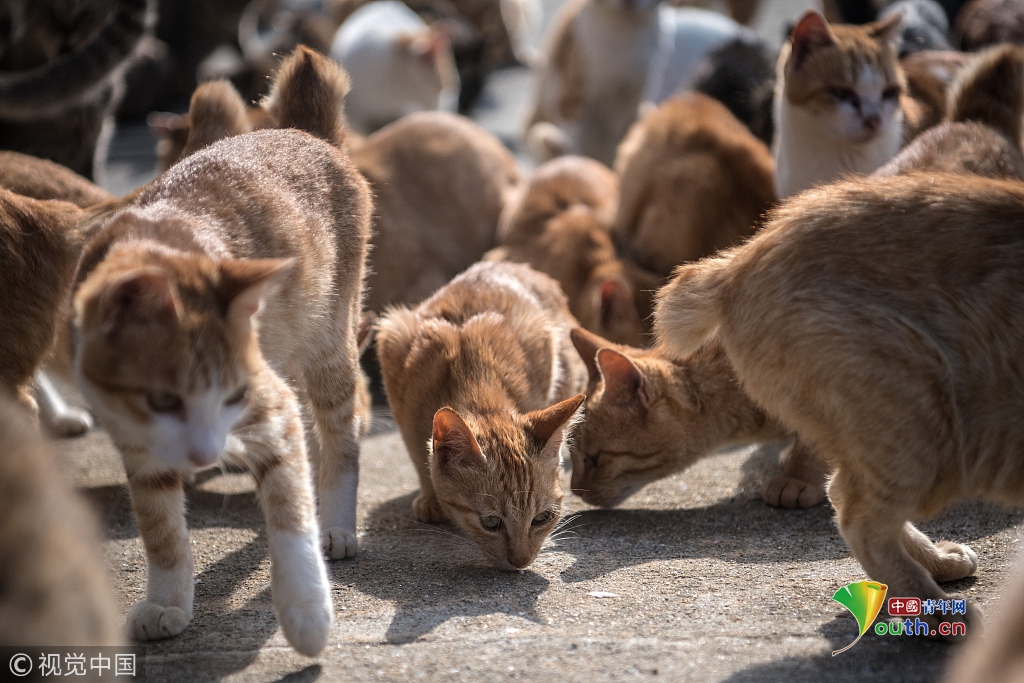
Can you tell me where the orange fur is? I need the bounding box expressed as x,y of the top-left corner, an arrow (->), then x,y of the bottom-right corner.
377,261 -> 587,569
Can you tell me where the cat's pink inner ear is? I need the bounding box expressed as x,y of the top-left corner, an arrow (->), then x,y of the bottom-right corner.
432,407 -> 486,470
790,10 -> 835,66
527,394 -> 586,447
219,257 -> 295,324
570,327 -> 609,383
597,348 -> 652,407
100,268 -> 181,332
599,278 -> 630,331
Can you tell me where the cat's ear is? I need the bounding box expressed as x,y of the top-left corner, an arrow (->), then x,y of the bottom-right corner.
867,10 -> 904,45
571,326 -> 612,384
218,258 -> 295,327
100,268 -> 182,333
525,394 -> 586,462
789,11 -> 835,67
597,348 -> 654,408
432,407 -> 486,471
599,277 -> 635,334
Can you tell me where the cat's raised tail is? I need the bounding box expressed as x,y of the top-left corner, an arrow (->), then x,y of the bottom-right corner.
654,254 -> 733,359
180,81 -> 252,160
263,45 -> 352,148
947,44 -> 1024,143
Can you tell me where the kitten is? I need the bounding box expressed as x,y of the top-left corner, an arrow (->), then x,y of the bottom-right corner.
0,151 -> 113,437
877,44 -> 1024,180
484,155 -> 648,347
376,261 -> 587,570
568,327 -> 827,508
0,395 -> 122,646
0,0 -> 152,181
614,93 -> 776,279
772,10 -> 904,199
330,1 -> 460,135
351,111 -> 520,312
654,172 -> 1024,630
954,0 -> 1024,52
69,47 -> 369,654
525,0 -> 742,165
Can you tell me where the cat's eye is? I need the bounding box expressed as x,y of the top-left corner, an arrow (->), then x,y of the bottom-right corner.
480,515 -> 502,530
225,385 -> 249,406
829,87 -> 858,103
532,511 -> 555,526
146,390 -> 183,413
882,86 -> 901,100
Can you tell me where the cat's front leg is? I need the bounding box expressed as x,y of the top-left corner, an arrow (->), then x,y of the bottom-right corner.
244,384 -> 333,657
764,437 -> 827,508
125,467 -> 194,641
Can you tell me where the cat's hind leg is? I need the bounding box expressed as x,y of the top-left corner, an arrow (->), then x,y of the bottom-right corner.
243,376 -> 332,656
829,466 -> 977,635
764,437 -> 827,508
124,467 -> 193,642
303,319 -> 365,560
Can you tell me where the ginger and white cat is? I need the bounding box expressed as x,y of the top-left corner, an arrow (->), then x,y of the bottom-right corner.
567,327 -> 826,509
525,0 -> 743,165
69,47 -> 369,655
655,172 -> 1024,631
351,111 -> 520,312
485,155 -> 649,347
877,44 -> 1024,181
376,261 -> 587,570
773,10 -> 904,199
0,395 -> 122,646
614,92 -> 776,279
330,1 -> 459,134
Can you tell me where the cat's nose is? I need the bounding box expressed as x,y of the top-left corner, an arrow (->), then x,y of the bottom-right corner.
187,446 -> 221,467
507,553 -> 532,569
863,113 -> 881,132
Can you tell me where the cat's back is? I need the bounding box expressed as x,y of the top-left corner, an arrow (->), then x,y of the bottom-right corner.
0,151 -> 115,208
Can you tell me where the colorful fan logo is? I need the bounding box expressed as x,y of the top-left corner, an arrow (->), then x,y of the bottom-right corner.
831,580 -> 888,656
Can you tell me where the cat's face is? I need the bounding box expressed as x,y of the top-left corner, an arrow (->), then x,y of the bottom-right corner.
73,241 -> 289,471
429,395 -> 585,570
567,335 -> 686,507
781,11 -> 904,143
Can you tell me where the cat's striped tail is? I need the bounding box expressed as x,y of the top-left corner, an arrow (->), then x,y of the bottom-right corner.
264,46 -> 351,149
653,254 -> 732,360
0,0 -> 154,120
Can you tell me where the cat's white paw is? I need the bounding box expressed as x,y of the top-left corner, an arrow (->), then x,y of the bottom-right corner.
278,598 -> 332,656
126,601 -> 189,641
763,475 -> 825,508
323,527 -> 357,559
932,541 -> 979,582
412,493 -> 444,523
45,406 -> 93,438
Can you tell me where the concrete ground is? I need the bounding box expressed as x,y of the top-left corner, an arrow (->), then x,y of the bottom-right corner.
65,0 -> 1024,680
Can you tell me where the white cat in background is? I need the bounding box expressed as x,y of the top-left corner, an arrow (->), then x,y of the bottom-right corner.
527,0 -> 745,165
330,1 -> 460,134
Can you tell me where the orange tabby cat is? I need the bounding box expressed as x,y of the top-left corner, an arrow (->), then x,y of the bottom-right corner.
614,92 -> 776,279
376,261 -> 587,569
351,111 -> 520,312
773,10 -> 904,199
655,172 -> 1024,630
0,188 -> 88,413
0,395 -> 122,646
567,327 -> 826,508
484,155 -> 648,346
877,44 -> 1024,181
69,47 -> 369,654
